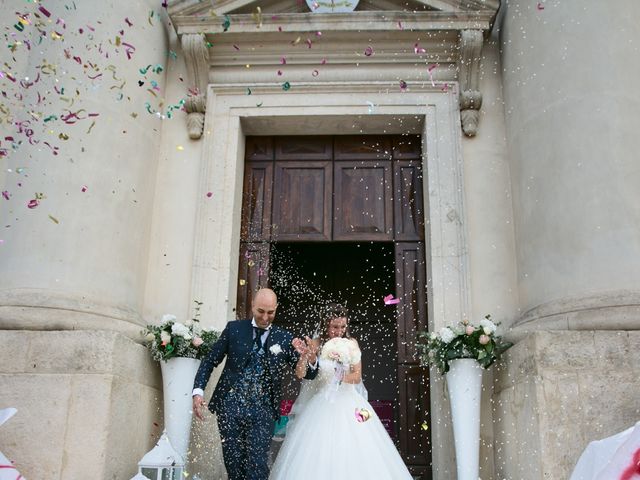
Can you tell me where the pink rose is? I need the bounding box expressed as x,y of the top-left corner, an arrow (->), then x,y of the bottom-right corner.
192,336 -> 204,347
465,325 -> 475,335
479,334 -> 490,345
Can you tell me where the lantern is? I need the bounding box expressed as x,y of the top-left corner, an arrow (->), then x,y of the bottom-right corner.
131,430 -> 184,480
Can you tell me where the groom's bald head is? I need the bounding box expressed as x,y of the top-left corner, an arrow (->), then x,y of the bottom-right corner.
252,288 -> 278,328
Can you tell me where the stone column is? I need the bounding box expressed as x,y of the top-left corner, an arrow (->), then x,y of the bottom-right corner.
0,2 -> 168,478
501,0 -> 640,332
0,0 -> 168,336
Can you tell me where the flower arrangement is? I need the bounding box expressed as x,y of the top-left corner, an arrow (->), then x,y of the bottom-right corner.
416,315 -> 512,375
142,301 -> 220,362
320,337 -> 361,366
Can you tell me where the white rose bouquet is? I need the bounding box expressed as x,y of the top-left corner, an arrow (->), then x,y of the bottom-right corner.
416,315 -> 512,375
320,337 -> 361,366
142,300 -> 220,362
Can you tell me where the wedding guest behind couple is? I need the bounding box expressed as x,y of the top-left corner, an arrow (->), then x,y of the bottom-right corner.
192,288 -> 319,480
270,304 -> 413,480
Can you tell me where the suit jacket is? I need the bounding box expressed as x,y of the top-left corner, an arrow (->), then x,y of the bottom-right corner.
193,319 -> 318,420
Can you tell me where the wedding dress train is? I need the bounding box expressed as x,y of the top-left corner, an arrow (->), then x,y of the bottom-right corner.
270,359 -> 413,480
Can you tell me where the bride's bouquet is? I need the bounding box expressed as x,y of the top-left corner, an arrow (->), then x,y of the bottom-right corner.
320,337 -> 361,366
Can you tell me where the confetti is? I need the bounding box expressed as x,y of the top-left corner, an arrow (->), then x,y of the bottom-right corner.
282,81 -> 291,91
222,15 -> 231,32
312,70 -> 319,77
239,279 -> 246,286
364,46 -> 374,57
421,422 -> 429,431
399,80 -> 407,92
81,185 -> 88,192
355,408 -> 371,423
252,6 -> 262,28
246,88 -> 252,95
383,294 -> 400,305
366,101 -> 375,114
280,56 -> 287,65
206,192 -> 213,198
414,43 -> 426,54
256,101 -> 263,107
38,6 -> 52,17
537,2 -> 544,10
177,145 -> 184,151
1,191 -> 10,200
48,214 -> 59,224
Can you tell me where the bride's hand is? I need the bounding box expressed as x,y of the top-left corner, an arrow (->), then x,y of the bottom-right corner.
292,337 -> 309,356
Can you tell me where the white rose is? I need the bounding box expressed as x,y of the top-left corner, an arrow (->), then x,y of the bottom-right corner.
171,322 -> 192,340
480,318 -> 497,335
438,327 -> 456,344
160,330 -> 171,345
161,314 -> 177,324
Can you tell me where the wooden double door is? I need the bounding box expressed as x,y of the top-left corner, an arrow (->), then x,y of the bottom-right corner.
236,135 -> 432,477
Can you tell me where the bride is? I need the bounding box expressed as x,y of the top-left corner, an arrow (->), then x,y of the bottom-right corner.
270,304 -> 413,480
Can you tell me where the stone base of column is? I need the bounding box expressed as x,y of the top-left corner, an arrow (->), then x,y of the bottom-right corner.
0,330 -> 162,479
0,288 -> 144,339
493,330 -> 640,479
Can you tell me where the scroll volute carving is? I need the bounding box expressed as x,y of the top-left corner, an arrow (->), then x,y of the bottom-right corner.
181,34 -> 209,140
458,29 -> 484,137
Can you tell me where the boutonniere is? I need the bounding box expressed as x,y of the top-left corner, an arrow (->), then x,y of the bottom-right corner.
269,344 -> 283,355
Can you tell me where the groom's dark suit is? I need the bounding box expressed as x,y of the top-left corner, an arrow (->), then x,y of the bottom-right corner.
193,319 -> 317,480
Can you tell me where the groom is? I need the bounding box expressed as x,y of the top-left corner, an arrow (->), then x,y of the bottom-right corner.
192,288 -> 318,480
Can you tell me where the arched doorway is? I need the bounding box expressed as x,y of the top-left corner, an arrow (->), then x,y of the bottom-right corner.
235,134 -> 432,477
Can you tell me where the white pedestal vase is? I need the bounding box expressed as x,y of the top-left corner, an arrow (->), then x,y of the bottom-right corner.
160,357 -> 201,461
446,358 -> 483,480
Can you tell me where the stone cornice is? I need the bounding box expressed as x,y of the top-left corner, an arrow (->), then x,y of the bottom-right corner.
171,11 -> 496,34
169,4 -> 499,137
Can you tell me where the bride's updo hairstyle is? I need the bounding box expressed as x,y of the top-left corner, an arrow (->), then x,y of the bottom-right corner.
319,303 -> 351,345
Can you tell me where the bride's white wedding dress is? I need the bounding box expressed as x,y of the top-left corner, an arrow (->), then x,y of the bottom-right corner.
269,358 -> 413,479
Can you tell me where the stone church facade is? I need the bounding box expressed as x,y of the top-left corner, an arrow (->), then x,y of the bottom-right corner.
0,0 -> 638,478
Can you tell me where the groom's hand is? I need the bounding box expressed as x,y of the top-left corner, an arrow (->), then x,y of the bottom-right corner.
192,394 -> 205,421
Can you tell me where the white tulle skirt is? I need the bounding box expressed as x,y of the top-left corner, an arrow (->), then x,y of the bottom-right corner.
269,381 -> 413,480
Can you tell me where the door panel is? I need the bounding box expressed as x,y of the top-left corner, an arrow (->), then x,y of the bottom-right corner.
398,365 -> 431,470
241,162 -> 274,242
333,161 -> 393,241
275,136 -> 333,161
394,160 -> 425,241
334,135 -> 392,160
395,242 -> 428,363
272,161 -> 332,241
236,243 -> 271,319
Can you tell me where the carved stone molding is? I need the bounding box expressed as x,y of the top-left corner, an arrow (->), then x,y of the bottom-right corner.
458,29 -> 483,137
181,33 -> 210,139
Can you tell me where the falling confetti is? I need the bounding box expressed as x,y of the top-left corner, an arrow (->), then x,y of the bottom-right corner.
222,15 -> 231,32
383,294 -> 400,305
48,214 -> 59,224
282,81 -> 291,91
355,408 -> 371,423
364,46 -> 374,57
206,192 -> 213,198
